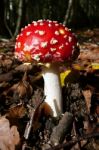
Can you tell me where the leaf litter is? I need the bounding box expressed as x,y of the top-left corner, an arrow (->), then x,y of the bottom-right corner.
0,28 -> 99,150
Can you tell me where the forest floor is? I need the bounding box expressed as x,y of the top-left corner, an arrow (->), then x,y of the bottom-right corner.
0,28 -> 99,150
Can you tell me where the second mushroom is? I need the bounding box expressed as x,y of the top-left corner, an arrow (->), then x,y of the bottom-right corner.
15,20 -> 79,117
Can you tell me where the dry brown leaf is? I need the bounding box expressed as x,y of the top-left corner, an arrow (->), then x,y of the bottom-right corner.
0,72 -> 13,83
33,102 -> 53,131
78,48 -> 99,63
15,63 -> 32,72
8,104 -> 26,118
2,59 -> 13,70
10,126 -> 20,145
8,73 -> 33,99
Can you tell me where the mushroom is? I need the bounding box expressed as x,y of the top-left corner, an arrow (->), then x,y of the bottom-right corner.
15,20 -> 79,117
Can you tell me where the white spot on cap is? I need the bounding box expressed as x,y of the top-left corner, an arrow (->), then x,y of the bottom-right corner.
56,52 -> 61,55
35,30 -> 45,35
35,30 -> 38,34
40,22 -> 44,26
23,44 -> 33,51
20,33 -> 23,36
32,53 -> 41,61
68,36 -> 72,42
48,24 -> 52,27
71,46 -> 75,55
55,31 -> 60,35
48,20 -> 52,23
55,23 -> 59,26
65,42 -> 68,45
50,38 -> 58,45
21,28 -> 24,31
15,51 -> 24,60
28,24 -> 31,26
16,34 -> 19,40
65,27 -> 68,31
14,52 -> 18,59
53,21 -> 57,23
50,48 -> 57,52
26,32 -> 31,36
25,26 -> 28,29
17,42 -> 21,48
38,30 -> 45,35
53,52 -> 61,58
41,41 -> 48,48
33,21 -> 38,26
33,39 -> 39,45
59,44 -> 64,49
37,20 -> 43,22
64,35 -> 67,38
45,52 -> 52,58
15,45 -> 17,49
77,42 -> 79,46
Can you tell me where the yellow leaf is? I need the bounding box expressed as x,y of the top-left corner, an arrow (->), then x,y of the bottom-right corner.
72,64 -> 84,70
91,63 -> 99,70
60,70 -> 71,86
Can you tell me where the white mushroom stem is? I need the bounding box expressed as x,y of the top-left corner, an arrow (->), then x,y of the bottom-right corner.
42,63 -> 63,117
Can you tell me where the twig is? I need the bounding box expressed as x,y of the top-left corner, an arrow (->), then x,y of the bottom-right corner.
50,112 -> 73,145
22,96 -> 45,149
23,108 -> 35,140
4,3 -> 13,38
13,0 -> 23,39
46,132 -> 99,150
63,0 -> 73,25
23,96 -> 45,139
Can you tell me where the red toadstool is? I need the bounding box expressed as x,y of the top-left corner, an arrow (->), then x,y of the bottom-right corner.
15,20 -> 79,117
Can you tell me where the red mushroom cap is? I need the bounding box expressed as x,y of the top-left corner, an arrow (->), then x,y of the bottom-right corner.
15,20 -> 77,63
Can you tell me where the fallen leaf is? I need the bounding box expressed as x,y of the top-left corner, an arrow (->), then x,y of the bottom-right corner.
0,116 -> 20,150
8,104 -> 26,118
60,70 -> 71,86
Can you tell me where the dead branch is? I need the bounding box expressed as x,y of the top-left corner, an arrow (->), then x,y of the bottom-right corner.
46,132 -> 99,150
50,112 -> 73,145
23,107 -> 35,140
24,96 -> 45,139
22,96 -> 45,149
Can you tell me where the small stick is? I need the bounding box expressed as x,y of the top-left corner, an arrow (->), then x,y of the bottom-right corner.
23,108 -> 35,140
22,96 -> 45,149
46,132 -> 99,150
